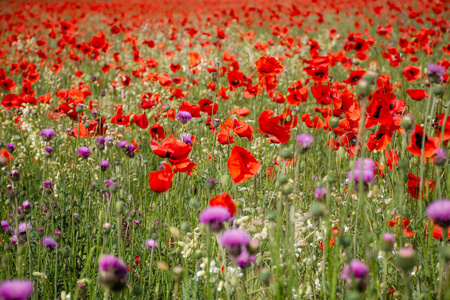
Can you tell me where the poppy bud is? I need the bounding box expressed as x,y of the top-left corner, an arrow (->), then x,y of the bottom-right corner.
180,221 -> 189,232
281,184 -> 293,195
195,250 -> 203,259
102,223 -> 111,235
329,117 -> 340,128
356,80 -> 371,97
280,148 -> 293,159
213,119 -> 220,128
83,121 -> 91,129
401,115 -> 412,130
311,201 -> 325,218
259,268 -> 271,285
277,174 -> 289,185
189,197 -> 198,208
61,245 -> 71,257
432,84 -> 444,96
163,103 -> 170,111
196,117 -> 203,124
116,201 -> 125,214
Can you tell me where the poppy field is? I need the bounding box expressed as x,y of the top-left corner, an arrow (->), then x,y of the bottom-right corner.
1,0 -> 450,299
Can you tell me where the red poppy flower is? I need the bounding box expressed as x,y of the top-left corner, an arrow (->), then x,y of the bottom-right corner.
342,70 -> 366,85
435,113 -> 450,141
217,123 -> 235,145
425,220 -> 450,241
0,149 -> 13,166
150,138 -> 192,161
311,84 -> 338,105
384,150 -> 399,171
254,56 -> 283,76
0,78 -> 17,91
209,193 -> 236,216
1,94 -> 22,110
198,99 -> 218,116
367,126 -> 393,151
228,145 -> 261,183
179,101 -> 201,118
258,109 -> 292,144
388,214 -> 414,237
233,120 -> 253,142
130,113 -> 149,129
231,107 -> 250,116
406,89 -> 429,101
406,124 -> 439,159
286,81 -> 308,105
150,124 -> 166,141
402,65 -> 421,82
407,173 -> 436,200
149,169 -> 174,193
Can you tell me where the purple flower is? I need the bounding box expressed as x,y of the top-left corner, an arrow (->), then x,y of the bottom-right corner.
0,280 -> 33,300
236,247 -> 256,268
177,111 -> 192,124
221,228 -> 250,247
341,259 -> 369,282
99,160 -> 110,171
382,232 -> 395,244
43,181 -> 54,194
427,199 -> 450,228
44,146 -> 53,154
126,144 -> 136,158
8,170 -> 19,181
181,133 -> 192,145
98,254 -> 128,292
146,239 -> 158,250
78,147 -> 91,159
1,220 -> 9,232
96,137 -> 106,150
434,148 -> 446,165
200,206 -> 231,232
314,187 -> 326,200
22,201 -> 31,213
40,128 -> 55,141
42,236 -> 59,251
5,143 -> 15,154
18,222 -> 31,236
296,134 -> 314,149
118,141 -> 128,149
347,158 -> 376,185
428,64 -> 446,77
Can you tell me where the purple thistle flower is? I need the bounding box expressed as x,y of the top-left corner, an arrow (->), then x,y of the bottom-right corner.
1,220 -> 9,232
146,239 -> 158,250
96,137 -> 106,150
0,280 -> 33,300
428,64 -> 446,77
427,199 -> 450,228
98,254 -> 128,292
125,144 -> 136,158
236,247 -> 256,268
44,146 -> 53,154
78,147 -> 91,159
221,228 -> 250,247
181,133 -> 192,145
347,158 -> 376,185
434,148 -> 446,165
43,181 -> 54,194
341,259 -> 369,283
314,187 -> 326,200
5,143 -> 15,154
118,141 -> 128,149
200,206 -> 231,232
18,222 -> 31,235
42,236 -> 59,251
382,232 -> 395,244
296,134 -> 314,149
177,111 -> 192,124
99,160 -> 110,171
8,170 -> 19,182
40,128 -> 55,141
